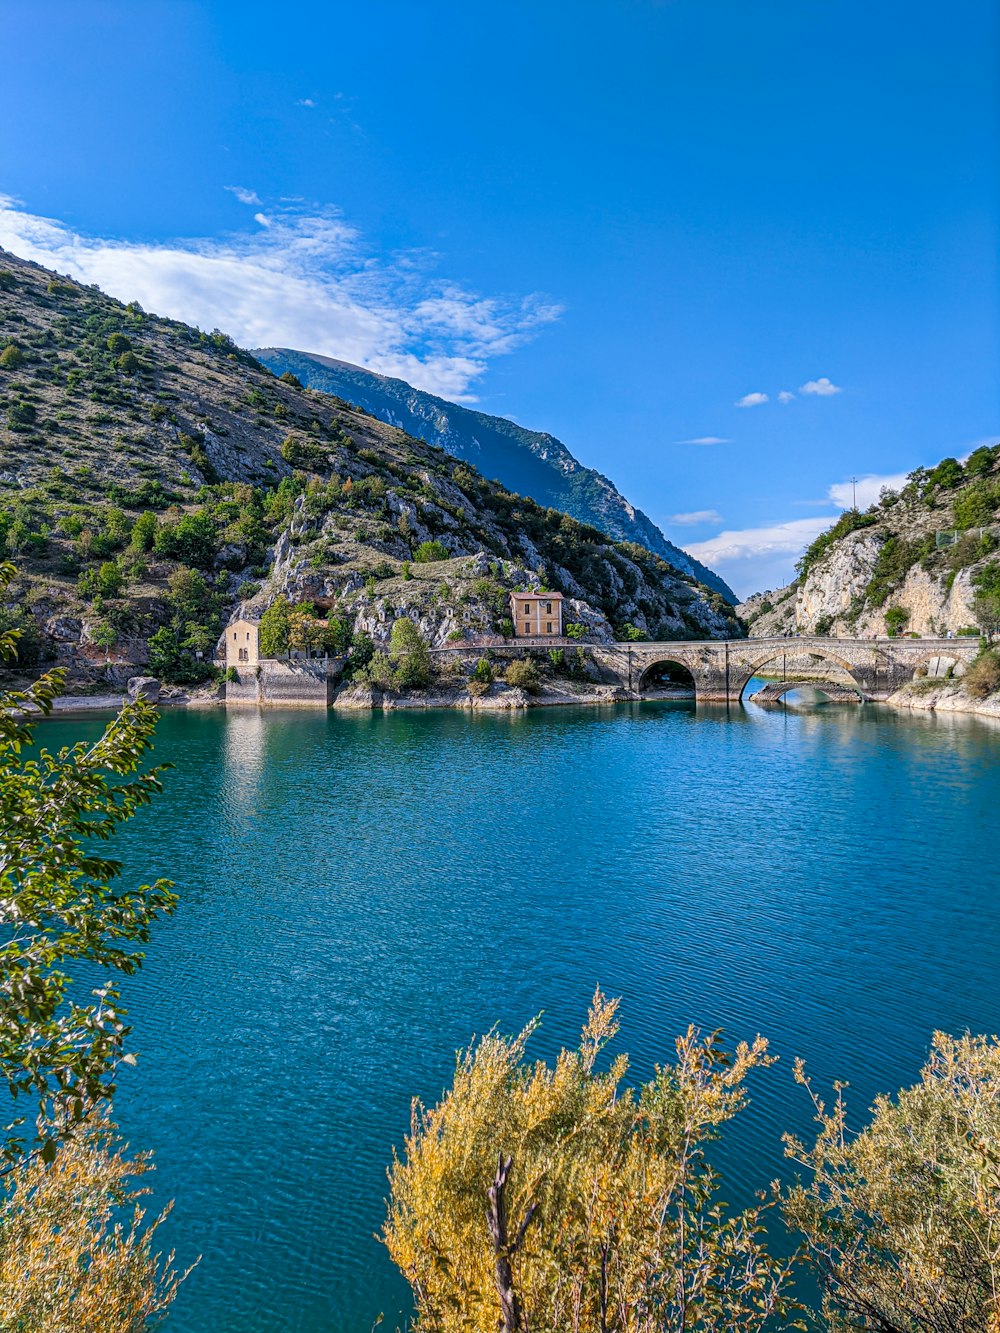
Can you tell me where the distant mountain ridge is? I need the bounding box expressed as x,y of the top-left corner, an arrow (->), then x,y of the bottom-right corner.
252,348 -> 737,603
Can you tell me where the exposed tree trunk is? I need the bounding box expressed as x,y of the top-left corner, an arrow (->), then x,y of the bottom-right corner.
485,1152 -> 537,1333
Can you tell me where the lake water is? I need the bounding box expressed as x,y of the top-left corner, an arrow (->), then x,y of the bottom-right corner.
45,691 -> 1000,1331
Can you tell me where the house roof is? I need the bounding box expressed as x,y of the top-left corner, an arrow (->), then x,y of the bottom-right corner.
510,591 -> 564,601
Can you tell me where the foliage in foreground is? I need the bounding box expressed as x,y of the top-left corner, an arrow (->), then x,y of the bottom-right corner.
0,1114 -> 185,1332
785,1032 -> 1000,1333
0,562 -> 177,1166
385,990 -> 797,1332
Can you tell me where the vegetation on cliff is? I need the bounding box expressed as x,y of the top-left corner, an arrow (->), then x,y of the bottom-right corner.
742,443 -> 1000,645
0,249 -> 738,691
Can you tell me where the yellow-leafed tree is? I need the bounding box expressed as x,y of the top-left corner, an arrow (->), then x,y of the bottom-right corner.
385,989 -> 799,1332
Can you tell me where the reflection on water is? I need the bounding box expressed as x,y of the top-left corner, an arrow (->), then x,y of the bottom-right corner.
39,699 -> 1000,1333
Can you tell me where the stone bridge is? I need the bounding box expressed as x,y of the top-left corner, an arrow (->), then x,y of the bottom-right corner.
588,636 -> 982,704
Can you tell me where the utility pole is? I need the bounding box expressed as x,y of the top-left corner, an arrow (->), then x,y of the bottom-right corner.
850,476 -> 858,510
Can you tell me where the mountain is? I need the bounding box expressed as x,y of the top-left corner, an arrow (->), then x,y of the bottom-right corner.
0,247 -> 741,689
251,348 -> 737,603
738,448 -> 1000,638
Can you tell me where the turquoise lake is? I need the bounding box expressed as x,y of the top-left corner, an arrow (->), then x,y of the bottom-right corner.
45,694 -> 1000,1331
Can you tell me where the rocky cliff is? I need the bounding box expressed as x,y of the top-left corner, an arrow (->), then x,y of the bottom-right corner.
252,347 -> 737,603
739,448 -> 1000,640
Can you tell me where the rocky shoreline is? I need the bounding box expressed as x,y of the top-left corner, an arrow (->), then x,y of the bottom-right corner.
886,681 -> 1000,722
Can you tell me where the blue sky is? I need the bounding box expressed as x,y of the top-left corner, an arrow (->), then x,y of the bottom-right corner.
1,0 -> 997,596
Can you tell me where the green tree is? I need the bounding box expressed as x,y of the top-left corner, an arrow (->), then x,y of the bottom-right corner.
413,539 -> 449,563
972,561 -> 1000,640
129,510 -> 158,553
385,992 -> 794,1333
884,605 -> 910,636
259,596 -> 291,657
78,561 -> 125,601
389,617 -> 432,687
0,563 -> 176,1166
0,344 -> 23,370
785,1033 -> 1000,1332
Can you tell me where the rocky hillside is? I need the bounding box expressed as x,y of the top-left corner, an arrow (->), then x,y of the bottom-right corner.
252,347 -> 737,603
0,247 -> 740,690
739,448 -> 1000,639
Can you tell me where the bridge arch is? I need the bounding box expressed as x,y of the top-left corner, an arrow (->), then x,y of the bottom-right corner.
908,650 -> 969,679
735,647 -> 871,703
636,657 -> 698,698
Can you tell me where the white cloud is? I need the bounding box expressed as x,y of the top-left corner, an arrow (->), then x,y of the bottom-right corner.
253,213 -> 271,228
667,509 -> 724,526
827,471 -> 909,510
0,194 -> 561,402
226,186 -> 261,206
675,435 -> 731,446
683,516 -> 833,599
777,389 -> 795,404
297,98 -> 317,108
735,391 -> 768,408
800,376 -> 842,396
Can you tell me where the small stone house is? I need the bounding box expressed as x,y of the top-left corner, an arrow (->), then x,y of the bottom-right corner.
510,591 -> 564,638
225,618 -> 259,667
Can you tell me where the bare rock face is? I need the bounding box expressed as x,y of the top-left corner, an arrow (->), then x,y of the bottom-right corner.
127,676 -> 161,703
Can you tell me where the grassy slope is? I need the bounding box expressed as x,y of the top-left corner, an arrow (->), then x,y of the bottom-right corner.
0,248 -> 740,686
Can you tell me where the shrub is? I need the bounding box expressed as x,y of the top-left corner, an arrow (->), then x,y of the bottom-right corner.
106,333 -> 131,355
964,648 -> 1000,700
504,658 -> 540,693
471,656 -> 494,685
413,539 -> 449,563
0,1113 -> 184,1331
385,992 -> 790,1331
389,617 -> 432,688
78,561 -> 124,600
116,350 -> 140,374
884,605 -> 910,636
786,1033 -> 1000,1329
0,344 -> 23,369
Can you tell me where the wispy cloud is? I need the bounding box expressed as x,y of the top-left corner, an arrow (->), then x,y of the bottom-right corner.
226,185 -> 261,206
668,509 -> 723,526
675,435 -> 731,446
777,389 -> 795,404
827,471 -> 909,509
683,516 -> 833,599
735,391 -> 768,408
0,194 -> 561,402
296,98 -> 317,108
800,376 -> 841,396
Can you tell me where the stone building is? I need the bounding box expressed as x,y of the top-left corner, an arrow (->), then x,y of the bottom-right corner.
225,618 -> 259,668
510,590 -> 564,637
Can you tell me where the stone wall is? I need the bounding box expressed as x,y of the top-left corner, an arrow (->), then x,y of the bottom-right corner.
226,661 -> 332,708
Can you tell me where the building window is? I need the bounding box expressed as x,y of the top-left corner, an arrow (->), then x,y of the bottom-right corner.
546,623 -> 553,633
232,631 -> 237,640
246,632 -> 250,640
545,602 -> 552,613
522,603 -> 532,613
238,648 -> 248,662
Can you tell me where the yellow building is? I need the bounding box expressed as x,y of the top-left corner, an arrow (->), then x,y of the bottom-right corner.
225,618 -> 260,667
510,591 -> 564,637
